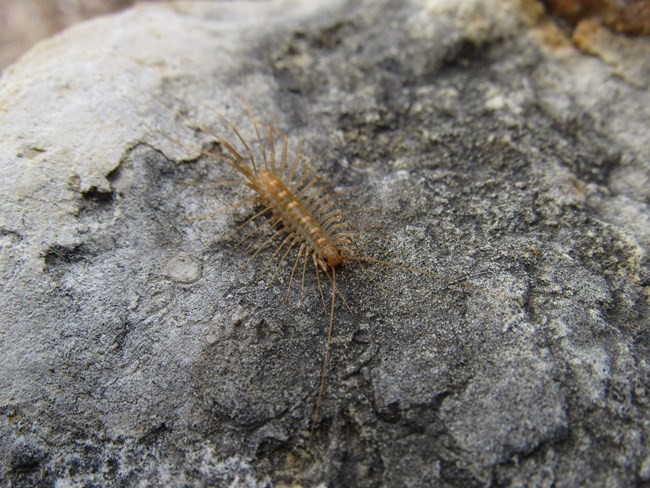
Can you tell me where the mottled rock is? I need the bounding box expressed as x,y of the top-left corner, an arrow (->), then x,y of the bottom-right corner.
0,0 -> 648,486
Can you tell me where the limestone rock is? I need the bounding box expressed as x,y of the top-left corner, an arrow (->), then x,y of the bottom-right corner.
0,0 -> 647,486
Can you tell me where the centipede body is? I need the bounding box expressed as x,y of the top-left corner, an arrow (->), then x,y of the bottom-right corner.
171,106 -> 522,437
176,109 -> 363,435
191,111 -> 355,284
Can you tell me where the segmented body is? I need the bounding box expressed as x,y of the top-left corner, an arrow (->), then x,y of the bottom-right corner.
173,111 -> 363,436
173,108 -> 522,437
253,170 -> 345,272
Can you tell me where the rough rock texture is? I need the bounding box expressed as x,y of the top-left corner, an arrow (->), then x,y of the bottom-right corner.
0,0 -> 648,486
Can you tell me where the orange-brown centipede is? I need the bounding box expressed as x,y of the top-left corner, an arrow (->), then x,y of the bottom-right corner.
167,106 -> 522,436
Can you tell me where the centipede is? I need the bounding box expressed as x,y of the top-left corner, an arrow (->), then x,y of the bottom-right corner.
166,105 -> 522,436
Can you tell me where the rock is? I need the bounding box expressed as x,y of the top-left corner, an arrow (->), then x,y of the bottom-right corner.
0,0 -> 647,486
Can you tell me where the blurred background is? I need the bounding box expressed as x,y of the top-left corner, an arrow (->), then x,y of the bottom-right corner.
0,0 -> 149,71
0,0 -> 648,72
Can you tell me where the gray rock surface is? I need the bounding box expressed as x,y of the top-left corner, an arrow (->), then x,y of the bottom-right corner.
0,0 -> 648,486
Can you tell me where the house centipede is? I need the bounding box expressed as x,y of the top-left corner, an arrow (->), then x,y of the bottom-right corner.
166,105 -> 522,437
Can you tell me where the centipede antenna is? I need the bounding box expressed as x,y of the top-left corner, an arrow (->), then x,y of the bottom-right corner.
355,256 -> 390,294
337,245 -> 356,256
343,222 -> 390,241
311,266 -> 336,436
347,255 -> 523,303
339,232 -> 392,261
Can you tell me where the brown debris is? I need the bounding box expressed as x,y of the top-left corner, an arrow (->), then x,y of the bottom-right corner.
542,0 -> 650,36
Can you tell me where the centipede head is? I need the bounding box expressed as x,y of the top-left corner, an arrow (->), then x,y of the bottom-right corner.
322,245 -> 345,270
